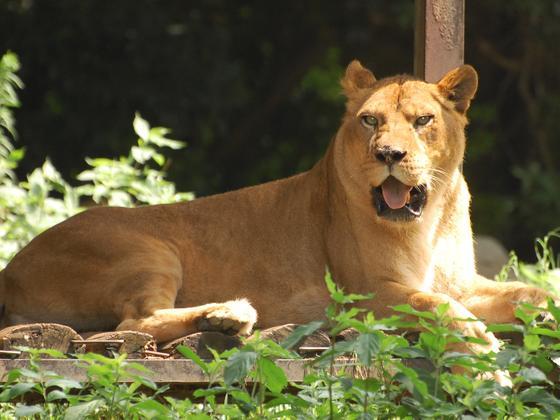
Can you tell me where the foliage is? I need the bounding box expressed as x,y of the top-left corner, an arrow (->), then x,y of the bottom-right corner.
0,52 -> 193,268
1,266 -> 560,418
0,51 -> 22,183
0,348 -> 168,419
496,228 -> 560,296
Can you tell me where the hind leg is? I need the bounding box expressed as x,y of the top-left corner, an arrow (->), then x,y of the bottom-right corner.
112,271 -> 257,343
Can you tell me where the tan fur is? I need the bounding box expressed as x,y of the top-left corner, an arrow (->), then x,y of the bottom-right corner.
0,62 -> 551,383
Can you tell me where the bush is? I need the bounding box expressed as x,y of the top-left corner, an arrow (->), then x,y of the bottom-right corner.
0,52 -> 193,269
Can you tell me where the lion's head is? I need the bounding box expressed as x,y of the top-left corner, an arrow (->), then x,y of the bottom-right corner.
334,60 -> 478,223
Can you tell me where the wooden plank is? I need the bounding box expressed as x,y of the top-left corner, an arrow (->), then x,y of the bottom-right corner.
0,358 -> 316,383
414,0 -> 465,82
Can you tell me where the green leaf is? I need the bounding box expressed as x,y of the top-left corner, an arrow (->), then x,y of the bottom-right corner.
519,387 -> 560,413
441,352 -> 490,371
310,340 -> 356,367
524,334 -> 541,351
64,400 -> 105,420
418,332 -> 446,357
132,375 -> 158,391
147,127 -> 186,149
257,358 -> 288,393
529,327 -> 560,339
46,378 -> 83,390
176,345 -> 209,375
2,51 -> 20,71
355,332 -> 382,366
17,368 -> 41,380
131,145 -> 154,164
224,350 -> 257,386
46,389 -> 69,402
15,405 -> 43,418
132,399 -> 171,417
546,298 -> 560,324
486,323 -> 525,333
8,147 -> 24,162
324,270 -> 345,303
8,382 -> 37,399
344,292 -> 374,302
133,112 -> 150,140
392,361 -> 429,400
37,348 -> 67,359
324,270 -> 372,304
152,152 -> 165,166
496,348 -> 520,368
515,306 -> 538,325
435,302 -> 451,318
519,366 -> 549,384
281,321 -> 324,349
392,304 -> 436,320
259,339 -> 294,359
193,386 -> 229,399
230,389 -> 255,410
533,354 -> 554,374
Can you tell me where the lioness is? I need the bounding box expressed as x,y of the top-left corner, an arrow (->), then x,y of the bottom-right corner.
0,62 -> 551,373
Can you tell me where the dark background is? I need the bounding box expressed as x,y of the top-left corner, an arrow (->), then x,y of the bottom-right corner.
1,0 -> 559,258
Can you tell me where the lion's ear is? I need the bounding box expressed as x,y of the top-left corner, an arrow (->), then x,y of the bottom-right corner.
437,65 -> 478,114
341,60 -> 376,96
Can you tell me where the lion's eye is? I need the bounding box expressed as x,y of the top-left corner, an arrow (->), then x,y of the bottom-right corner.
415,115 -> 433,127
361,115 -> 378,128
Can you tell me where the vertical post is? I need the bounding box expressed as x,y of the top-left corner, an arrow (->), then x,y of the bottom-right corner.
414,0 -> 465,82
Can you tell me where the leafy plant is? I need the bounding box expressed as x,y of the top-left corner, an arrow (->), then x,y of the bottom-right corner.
496,228 -> 560,296
0,51 -> 193,269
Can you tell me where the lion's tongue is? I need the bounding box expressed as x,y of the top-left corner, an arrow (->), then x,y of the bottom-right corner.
381,177 -> 413,210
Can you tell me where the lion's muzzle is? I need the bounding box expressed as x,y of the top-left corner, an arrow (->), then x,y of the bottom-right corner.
372,176 -> 427,221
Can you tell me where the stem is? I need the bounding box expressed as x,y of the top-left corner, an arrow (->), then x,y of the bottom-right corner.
203,371 -> 213,412
379,359 -> 389,392
250,376 -> 258,400
328,336 -> 334,420
363,365 -> 370,416
108,364 -> 120,419
257,359 -> 265,416
433,362 -> 441,401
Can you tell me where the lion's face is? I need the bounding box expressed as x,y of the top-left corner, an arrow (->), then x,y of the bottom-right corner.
337,61 -> 478,222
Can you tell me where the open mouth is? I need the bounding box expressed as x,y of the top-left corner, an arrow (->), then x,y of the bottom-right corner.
371,176 -> 427,221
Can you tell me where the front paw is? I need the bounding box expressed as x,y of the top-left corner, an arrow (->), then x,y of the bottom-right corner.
452,318 -> 502,354
196,299 -> 257,336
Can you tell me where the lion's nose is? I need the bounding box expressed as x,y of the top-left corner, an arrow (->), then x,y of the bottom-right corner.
374,147 -> 407,165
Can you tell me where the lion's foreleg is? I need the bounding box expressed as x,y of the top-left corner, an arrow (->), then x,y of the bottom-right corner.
462,274 -> 554,324
360,281 -> 501,353
358,281 -> 511,385
116,299 -> 257,343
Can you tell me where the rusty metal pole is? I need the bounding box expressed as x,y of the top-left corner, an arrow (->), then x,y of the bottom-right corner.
414,0 -> 465,82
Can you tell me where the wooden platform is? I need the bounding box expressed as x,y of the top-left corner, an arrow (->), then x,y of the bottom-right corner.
0,358 -> 314,383
0,322 -> 339,384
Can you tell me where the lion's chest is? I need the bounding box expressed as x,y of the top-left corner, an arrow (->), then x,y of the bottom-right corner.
380,245 -> 436,292
378,232 -> 474,296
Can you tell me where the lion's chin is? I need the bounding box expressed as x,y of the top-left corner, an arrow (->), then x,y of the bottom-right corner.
371,177 -> 427,222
